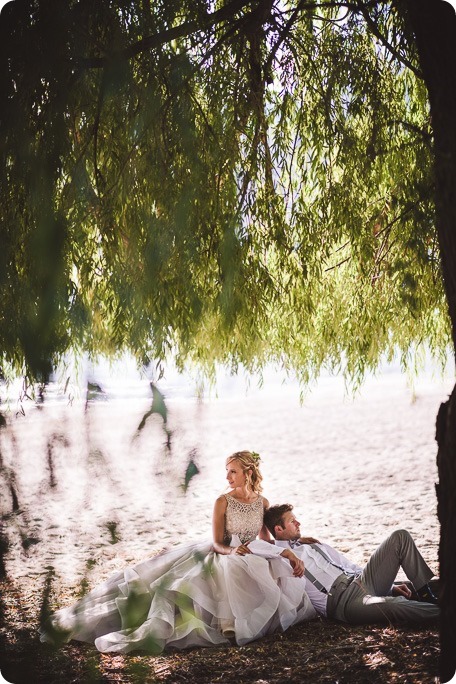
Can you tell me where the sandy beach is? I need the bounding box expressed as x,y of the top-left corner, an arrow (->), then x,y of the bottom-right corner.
0,364 -> 452,601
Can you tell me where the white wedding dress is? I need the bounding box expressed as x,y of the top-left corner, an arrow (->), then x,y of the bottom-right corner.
40,495 -> 316,653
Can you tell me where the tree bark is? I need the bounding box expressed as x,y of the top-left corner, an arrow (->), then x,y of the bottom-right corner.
403,1 -> 456,680
436,393 -> 456,682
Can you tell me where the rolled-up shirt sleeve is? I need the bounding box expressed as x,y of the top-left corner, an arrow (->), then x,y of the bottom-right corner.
248,539 -> 286,558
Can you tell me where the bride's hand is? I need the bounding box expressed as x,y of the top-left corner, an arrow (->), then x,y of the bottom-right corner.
231,544 -> 251,555
298,536 -> 320,544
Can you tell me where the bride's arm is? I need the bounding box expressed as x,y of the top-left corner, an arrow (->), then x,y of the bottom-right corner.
212,495 -> 238,555
259,497 -> 273,542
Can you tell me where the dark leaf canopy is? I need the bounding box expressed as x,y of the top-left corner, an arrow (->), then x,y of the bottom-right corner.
0,0 -> 450,384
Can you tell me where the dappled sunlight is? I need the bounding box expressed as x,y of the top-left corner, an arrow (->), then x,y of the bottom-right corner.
362,648 -> 393,670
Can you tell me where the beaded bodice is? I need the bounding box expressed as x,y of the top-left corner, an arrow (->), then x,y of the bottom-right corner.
223,494 -> 264,545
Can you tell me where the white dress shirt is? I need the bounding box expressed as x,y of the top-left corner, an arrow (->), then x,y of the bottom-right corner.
274,540 -> 362,616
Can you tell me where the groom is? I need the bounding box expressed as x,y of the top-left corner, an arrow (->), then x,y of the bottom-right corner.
263,504 -> 440,625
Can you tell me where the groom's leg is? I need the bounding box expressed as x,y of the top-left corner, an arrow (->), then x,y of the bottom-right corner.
328,530 -> 440,624
332,529 -> 439,624
337,585 -> 440,624
359,529 -> 434,596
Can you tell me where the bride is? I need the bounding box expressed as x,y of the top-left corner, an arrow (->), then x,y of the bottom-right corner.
41,451 -> 316,653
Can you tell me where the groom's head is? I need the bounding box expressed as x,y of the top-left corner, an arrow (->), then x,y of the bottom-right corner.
264,504 -> 301,540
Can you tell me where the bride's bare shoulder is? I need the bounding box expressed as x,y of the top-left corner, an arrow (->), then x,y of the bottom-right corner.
214,493 -> 229,509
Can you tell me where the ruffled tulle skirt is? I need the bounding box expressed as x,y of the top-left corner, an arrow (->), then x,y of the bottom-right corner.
40,541 -> 316,653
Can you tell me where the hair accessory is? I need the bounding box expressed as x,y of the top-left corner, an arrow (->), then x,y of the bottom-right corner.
251,451 -> 260,462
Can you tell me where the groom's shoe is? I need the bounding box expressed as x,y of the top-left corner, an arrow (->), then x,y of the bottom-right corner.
416,583 -> 438,604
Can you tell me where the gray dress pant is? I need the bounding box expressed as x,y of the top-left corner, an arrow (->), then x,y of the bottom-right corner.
327,529 -> 440,624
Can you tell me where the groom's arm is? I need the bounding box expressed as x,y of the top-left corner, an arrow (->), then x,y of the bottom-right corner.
247,539 -> 288,557
247,539 -> 305,577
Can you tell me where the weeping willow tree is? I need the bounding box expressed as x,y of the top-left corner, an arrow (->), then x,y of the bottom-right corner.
0,0 -> 446,379
1,0 -> 455,678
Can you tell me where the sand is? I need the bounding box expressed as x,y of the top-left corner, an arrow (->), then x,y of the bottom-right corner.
0,366 -> 452,595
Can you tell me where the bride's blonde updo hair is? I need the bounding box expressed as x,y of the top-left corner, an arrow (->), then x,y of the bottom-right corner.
226,450 -> 263,494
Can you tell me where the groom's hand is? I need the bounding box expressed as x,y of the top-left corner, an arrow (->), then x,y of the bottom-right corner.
289,553 -> 305,577
392,583 -> 412,599
280,549 -> 305,577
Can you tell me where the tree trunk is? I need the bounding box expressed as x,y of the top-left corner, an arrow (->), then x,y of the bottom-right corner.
403,1 -> 456,680
436,392 -> 456,682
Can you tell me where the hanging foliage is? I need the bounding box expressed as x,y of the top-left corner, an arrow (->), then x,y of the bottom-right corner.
0,1 -> 449,384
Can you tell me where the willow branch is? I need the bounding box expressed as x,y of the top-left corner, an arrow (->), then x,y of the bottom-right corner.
72,0 -> 254,69
358,5 -> 422,79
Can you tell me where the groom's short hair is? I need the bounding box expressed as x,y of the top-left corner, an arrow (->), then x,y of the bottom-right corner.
264,504 -> 293,538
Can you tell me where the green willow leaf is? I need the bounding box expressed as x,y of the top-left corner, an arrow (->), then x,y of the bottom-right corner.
0,1 -> 450,387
